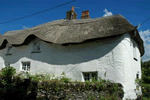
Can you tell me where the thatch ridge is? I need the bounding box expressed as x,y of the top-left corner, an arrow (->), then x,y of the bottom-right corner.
0,14 -> 144,56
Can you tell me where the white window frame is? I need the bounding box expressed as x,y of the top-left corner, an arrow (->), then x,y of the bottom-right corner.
83,72 -> 98,82
21,61 -> 30,72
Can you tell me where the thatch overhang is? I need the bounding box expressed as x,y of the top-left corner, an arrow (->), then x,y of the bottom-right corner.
0,14 -> 144,56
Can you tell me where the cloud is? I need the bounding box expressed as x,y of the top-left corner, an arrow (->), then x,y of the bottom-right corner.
139,29 -> 150,61
103,9 -> 113,17
137,24 -> 141,29
23,26 -> 29,29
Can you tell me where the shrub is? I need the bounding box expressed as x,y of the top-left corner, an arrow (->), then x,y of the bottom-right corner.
60,77 -> 71,83
1,67 -> 16,82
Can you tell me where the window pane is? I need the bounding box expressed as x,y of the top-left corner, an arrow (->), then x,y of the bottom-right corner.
92,73 -> 97,79
7,46 -> 12,54
22,63 -> 26,67
87,77 -> 90,80
85,73 -> 89,77
22,66 -> 26,70
136,74 -> 139,79
84,73 -> 90,81
27,66 -> 30,71
36,45 -> 40,50
33,42 -> 40,51
84,73 -> 86,77
27,63 -> 30,71
85,77 -> 89,81
92,73 -> 96,77
27,63 -> 30,66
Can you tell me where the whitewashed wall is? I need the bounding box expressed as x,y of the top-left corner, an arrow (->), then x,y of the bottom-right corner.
120,33 -> 141,99
0,33 -> 141,99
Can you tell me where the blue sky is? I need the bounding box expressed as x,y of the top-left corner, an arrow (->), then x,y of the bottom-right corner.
0,0 -> 150,61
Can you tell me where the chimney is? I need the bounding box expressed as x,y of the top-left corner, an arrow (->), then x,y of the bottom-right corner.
81,10 -> 90,19
66,6 -> 77,20
71,6 -> 74,12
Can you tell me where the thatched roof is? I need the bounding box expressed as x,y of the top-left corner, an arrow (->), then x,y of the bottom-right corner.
1,14 -> 144,56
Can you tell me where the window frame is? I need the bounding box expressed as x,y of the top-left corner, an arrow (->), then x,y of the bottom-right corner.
21,61 -> 30,72
83,71 -> 98,82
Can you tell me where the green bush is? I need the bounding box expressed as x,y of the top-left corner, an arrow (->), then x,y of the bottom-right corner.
141,60 -> 150,99
0,68 -> 125,99
1,67 -> 16,82
60,77 -> 71,83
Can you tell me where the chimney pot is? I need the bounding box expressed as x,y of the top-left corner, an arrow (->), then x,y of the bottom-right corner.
82,11 -> 86,16
81,10 -> 90,19
86,10 -> 89,15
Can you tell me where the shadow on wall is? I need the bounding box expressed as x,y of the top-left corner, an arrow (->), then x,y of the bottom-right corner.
1,36 -> 121,66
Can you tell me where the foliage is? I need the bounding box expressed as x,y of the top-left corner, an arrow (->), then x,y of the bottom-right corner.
60,77 -> 71,83
0,67 -> 16,82
141,60 -> 150,99
87,92 -> 97,100
59,71 -> 71,83
0,69 -> 124,99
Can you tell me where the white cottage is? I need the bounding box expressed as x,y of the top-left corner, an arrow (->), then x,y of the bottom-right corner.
0,7 -> 145,99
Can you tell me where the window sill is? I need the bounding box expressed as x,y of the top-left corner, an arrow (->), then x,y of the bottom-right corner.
31,51 -> 41,53
5,53 -> 12,56
134,58 -> 138,61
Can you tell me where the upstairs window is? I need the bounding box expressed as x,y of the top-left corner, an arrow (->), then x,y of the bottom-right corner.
133,43 -> 138,61
83,72 -> 98,82
5,44 -> 12,55
32,41 -> 41,53
22,62 -> 30,72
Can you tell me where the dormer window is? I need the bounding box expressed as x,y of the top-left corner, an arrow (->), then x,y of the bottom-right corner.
31,41 -> 41,53
5,43 -> 12,55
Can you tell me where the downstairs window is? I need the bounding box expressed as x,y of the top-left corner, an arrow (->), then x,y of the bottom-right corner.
21,62 -> 30,72
83,72 -> 98,82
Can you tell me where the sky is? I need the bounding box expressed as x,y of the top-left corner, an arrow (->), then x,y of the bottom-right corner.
0,0 -> 150,61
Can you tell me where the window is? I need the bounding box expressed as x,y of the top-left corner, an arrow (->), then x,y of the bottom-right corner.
83,72 -> 98,82
5,45 -> 12,55
133,43 -> 138,61
136,74 -> 139,79
136,71 -> 139,79
22,62 -> 30,71
32,41 -> 41,53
